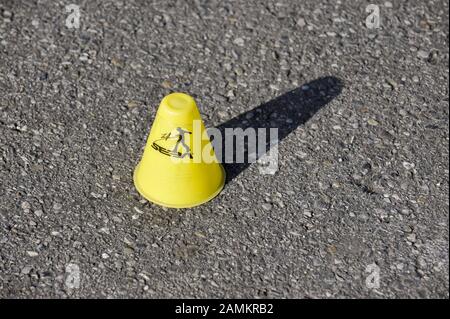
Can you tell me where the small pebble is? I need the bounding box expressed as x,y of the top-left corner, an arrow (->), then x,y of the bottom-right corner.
245,112 -> 254,120
127,100 -> 139,109
297,151 -> 308,159
2,10 -> 12,18
233,38 -> 245,46
111,57 -> 123,67
303,210 -> 313,218
26,251 -> 39,257
34,210 -> 43,217
161,80 -> 172,89
358,213 -> 369,221
331,182 -> 341,189
21,201 -> 31,211
427,50 -> 439,64
21,266 -> 32,274
386,79 -> 398,90
269,84 -> 279,91
402,162 -> 415,170
406,233 -> 416,243
403,225 -> 414,233
194,232 -> 206,238
297,18 -> 306,27
226,90 -> 235,98
112,216 -> 122,223
90,192 -> 102,199
367,119 -> 379,126
417,257 -> 427,269
417,50 -> 429,59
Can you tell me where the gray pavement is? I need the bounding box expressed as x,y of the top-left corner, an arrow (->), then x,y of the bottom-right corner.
0,0 -> 448,298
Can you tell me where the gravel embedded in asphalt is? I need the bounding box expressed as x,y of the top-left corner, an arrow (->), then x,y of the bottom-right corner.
0,0 -> 448,298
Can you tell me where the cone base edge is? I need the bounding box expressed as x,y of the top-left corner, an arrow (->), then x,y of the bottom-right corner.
133,163 -> 226,209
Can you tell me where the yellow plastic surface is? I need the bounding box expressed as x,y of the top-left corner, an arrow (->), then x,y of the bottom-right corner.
133,93 -> 225,208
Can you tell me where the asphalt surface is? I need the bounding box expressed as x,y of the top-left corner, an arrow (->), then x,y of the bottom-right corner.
0,0 -> 449,298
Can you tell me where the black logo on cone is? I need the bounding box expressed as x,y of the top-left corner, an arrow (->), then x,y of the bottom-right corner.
152,127 -> 193,159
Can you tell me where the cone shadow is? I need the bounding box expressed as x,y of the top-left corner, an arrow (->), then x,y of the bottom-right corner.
215,76 -> 343,183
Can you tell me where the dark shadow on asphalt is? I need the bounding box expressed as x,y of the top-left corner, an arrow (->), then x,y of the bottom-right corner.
214,76 -> 343,183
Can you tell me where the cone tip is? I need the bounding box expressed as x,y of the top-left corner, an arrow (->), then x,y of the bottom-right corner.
161,92 -> 196,115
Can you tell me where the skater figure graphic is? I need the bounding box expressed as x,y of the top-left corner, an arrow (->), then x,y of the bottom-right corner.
151,127 -> 193,159
172,127 -> 193,159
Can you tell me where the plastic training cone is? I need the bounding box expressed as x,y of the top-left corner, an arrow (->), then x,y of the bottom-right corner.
133,93 -> 225,208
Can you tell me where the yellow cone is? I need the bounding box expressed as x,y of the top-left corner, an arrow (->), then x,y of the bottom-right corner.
133,93 -> 225,208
